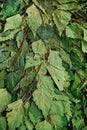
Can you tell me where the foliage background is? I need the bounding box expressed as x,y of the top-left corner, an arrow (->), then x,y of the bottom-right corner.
0,0 -> 87,130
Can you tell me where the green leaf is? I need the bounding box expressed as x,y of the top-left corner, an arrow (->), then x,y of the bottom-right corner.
0,50 -> 9,63
25,118 -> 34,130
66,23 -> 83,39
21,41 -> 30,56
33,76 -> 71,118
14,70 -> 36,90
48,50 -> 62,68
1,0 -> 25,18
6,99 -> 24,130
18,124 -> 26,130
26,4 -> 42,33
78,69 -> 87,78
47,50 -> 70,90
33,76 -> 54,117
71,73 -> 81,90
4,14 -> 22,31
59,48 -> 72,68
72,48 -> 84,63
71,105 -> 85,129
14,55 -> 25,70
72,116 -> 84,130
50,100 -> 64,117
16,31 -> 24,48
37,24 -> 53,43
25,55 -> 41,69
5,72 -> 20,91
38,62 -> 47,76
0,0 -> 87,129
0,29 -> 20,42
0,58 -> 9,70
57,2 -> 80,11
0,89 -> 11,113
0,116 -> 7,130
35,120 -> 53,130
50,115 -> 67,129
53,10 -> 71,36
29,102 -> 42,125
33,0 -> 54,18
82,41 -> 87,53
70,51 -> 83,70
0,70 -> 6,88
61,37 -> 72,52
80,80 -> 87,91
32,40 -> 47,56
84,29 -> 87,41
51,94 -> 72,119
39,82 -> 65,116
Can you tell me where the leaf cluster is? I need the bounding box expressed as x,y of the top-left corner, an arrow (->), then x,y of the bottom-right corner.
0,0 -> 87,130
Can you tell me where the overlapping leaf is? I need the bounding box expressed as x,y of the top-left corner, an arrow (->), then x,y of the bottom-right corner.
26,4 -> 42,33
66,23 -> 83,39
6,99 -> 24,130
0,89 -> 11,113
33,76 -> 71,118
32,40 -> 47,56
47,50 -> 70,90
0,116 -> 7,130
84,29 -> 87,41
1,0 -> 25,18
5,72 -> 20,91
4,14 -> 22,31
53,10 -> 71,36
35,120 -> 53,130
0,0 -> 87,129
